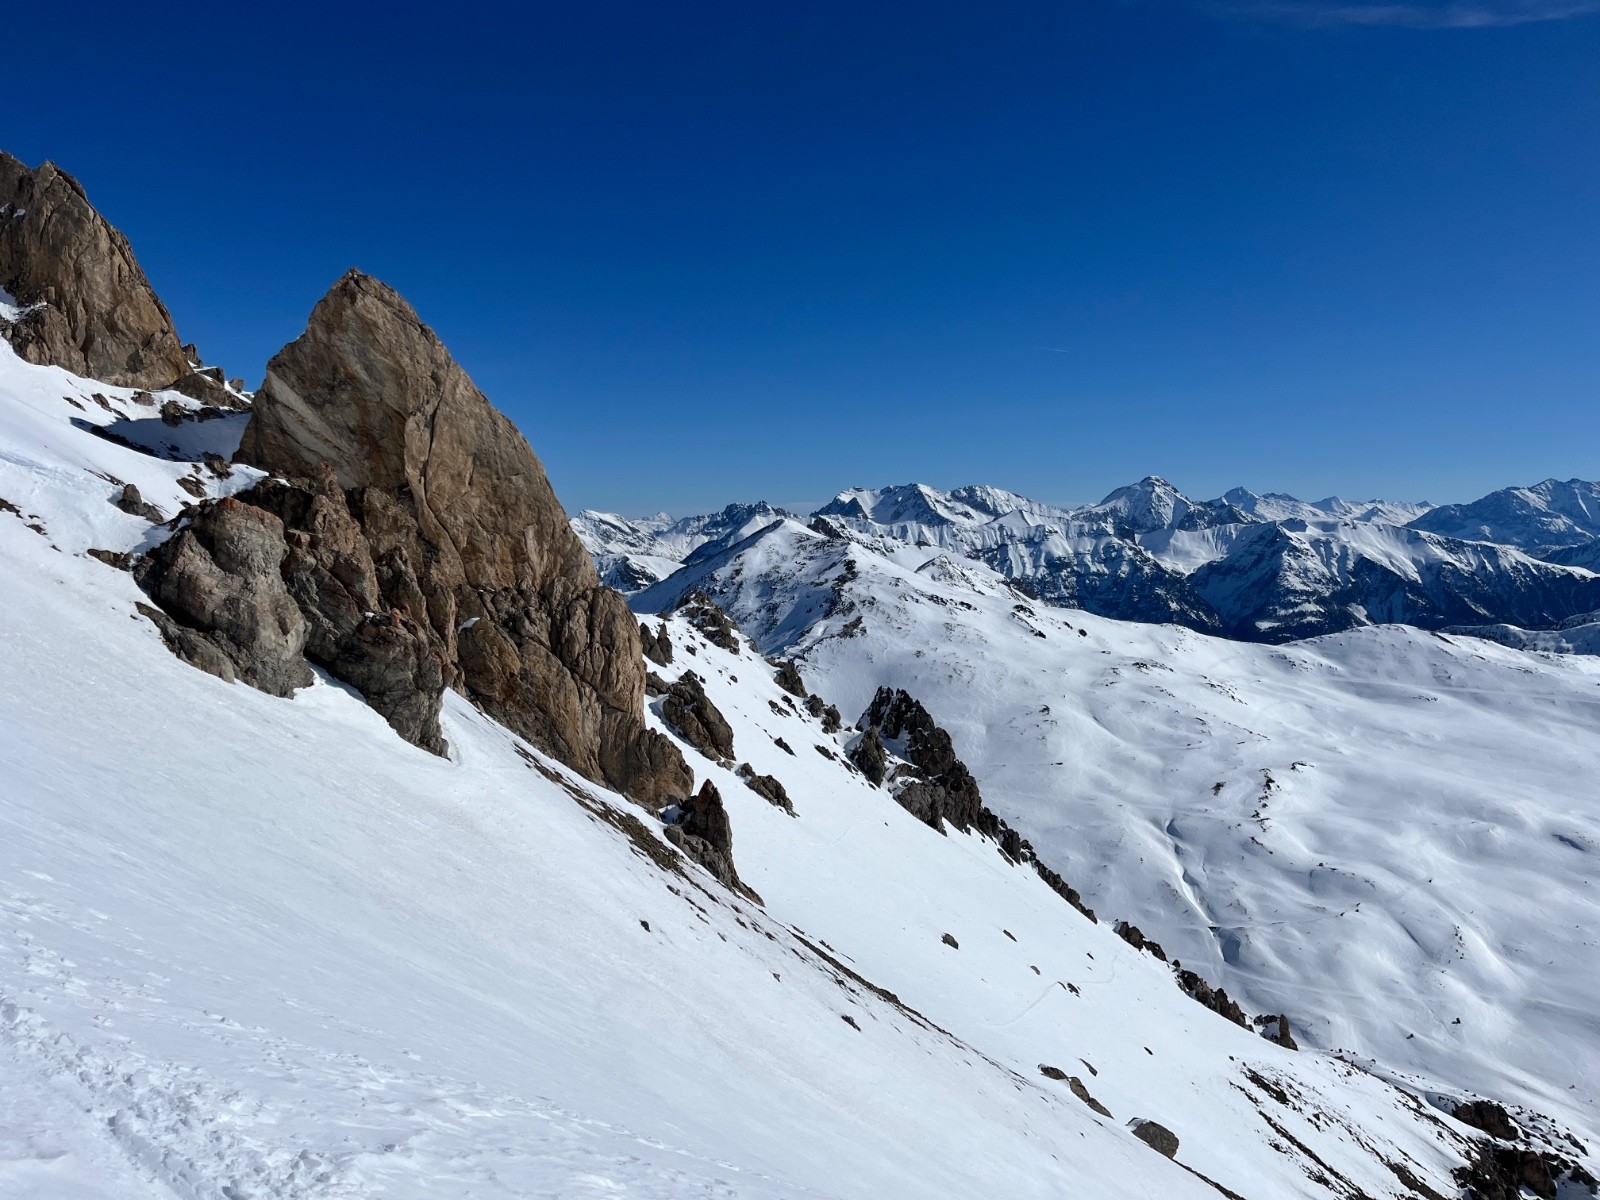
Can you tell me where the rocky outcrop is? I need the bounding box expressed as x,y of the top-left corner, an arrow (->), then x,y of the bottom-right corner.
1447,1100 -> 1598,1199
737,763 -> 792,813
1114,920 -> 1168,963
773,658 -> 806,697
0,153 -> 190,388
664,781 -> 761,902
1453,1100 -> 1518,1142
216,270 -> 690,803
1254,1013 -> 1298,1051
114,483 -> 163,523
1175,967 -> 1249,1029
673,590 -> 741,652
242,466 -> 451,753
849,727 -> 889,785
169,365 -> 249,412
806,692 -> 842,732
661,673 -> 735,762
856,687 -> 1000,838
853,686 -> 1100,921
134,498 -> 314,696
1070,1077 -> 1114,1119
640,621 -> 673,666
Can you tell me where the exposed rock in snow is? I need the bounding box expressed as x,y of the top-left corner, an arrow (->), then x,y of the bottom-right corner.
1129,1118 -> 1179,1159
639,619 -> 673,666
4,152 -> 1600,1200
0,152 -> 190,388
660,671 -> 736,762
229,269 -> 690,802
134,497 -> 315,697
664,779 -> 761,902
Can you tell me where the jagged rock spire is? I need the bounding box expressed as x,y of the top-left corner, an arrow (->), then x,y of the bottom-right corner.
233,269 -> 692,803
0,152 -> 190,388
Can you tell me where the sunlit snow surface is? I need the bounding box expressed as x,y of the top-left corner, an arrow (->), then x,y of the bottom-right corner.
0,341 -> 1591,1197
636,519 -> 1600,1141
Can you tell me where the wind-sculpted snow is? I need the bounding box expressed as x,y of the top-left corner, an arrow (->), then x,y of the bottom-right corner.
7,333 -> 1586,1197
633,517 -> 1600,1147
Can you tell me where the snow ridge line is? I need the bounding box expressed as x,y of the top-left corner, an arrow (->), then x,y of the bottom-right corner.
0,993 -> 361,1200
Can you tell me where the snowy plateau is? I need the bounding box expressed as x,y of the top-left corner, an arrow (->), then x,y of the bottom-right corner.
2,153 -> 1599,1200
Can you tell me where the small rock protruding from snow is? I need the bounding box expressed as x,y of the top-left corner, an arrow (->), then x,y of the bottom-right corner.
1127,1119 -> 1179,1159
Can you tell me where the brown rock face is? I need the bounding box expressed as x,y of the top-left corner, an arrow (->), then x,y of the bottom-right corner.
0,153 -> 189,388
660,673 -> 735,762
235,270 -> 690,803
134,498 -> 315,697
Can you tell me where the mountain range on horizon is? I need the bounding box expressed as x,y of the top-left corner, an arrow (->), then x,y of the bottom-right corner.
575,474 -> 1600,646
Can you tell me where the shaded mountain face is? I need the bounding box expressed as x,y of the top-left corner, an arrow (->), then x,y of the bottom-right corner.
0,152 -> 190,389
589,477 -> 1600,645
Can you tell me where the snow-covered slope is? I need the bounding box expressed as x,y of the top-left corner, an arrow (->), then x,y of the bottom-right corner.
1224,487 -> 1434,527
573,502 -> 796,591
633,517 -> 1600,1148
1444,609 -> 1600,656
6,340 -> 1587,1198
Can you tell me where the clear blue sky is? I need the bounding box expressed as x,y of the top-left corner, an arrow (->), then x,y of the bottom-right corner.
9,1 -> 1598,515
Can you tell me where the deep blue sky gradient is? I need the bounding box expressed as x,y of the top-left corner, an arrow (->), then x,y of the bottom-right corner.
9,1 -> 1598,514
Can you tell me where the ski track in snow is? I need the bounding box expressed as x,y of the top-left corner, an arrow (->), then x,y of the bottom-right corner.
0,849 -> 813,1200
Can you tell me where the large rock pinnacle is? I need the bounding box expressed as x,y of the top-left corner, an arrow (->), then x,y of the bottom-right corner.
233,269 -> 692,804
0,152 -> 190,388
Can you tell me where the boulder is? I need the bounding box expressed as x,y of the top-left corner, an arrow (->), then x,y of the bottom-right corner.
737,763 -> 793,813
114,483 -> 163,523
0,153 -> 189,388
661,673 -> 735,762
1128,1119 -> 1179,1159
133,498 -> 313,696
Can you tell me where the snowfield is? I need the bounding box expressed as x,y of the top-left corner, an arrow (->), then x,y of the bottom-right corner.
635,517 -> 1600,1145
2,342 -> 1587,1196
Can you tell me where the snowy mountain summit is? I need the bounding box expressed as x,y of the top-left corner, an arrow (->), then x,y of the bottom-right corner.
3,150 -> 1599,1199
586,475 -> 1600,644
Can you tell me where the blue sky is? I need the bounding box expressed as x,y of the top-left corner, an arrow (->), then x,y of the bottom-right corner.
9,1 -> 1598,514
